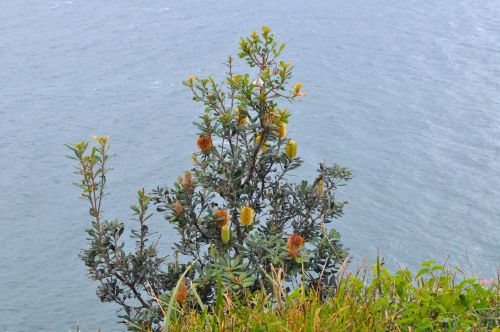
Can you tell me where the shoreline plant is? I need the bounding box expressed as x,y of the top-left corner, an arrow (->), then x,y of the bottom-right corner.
67,27 -> 352,330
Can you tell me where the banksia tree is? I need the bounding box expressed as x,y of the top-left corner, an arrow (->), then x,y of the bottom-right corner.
153,26 -> 352,298
67,27 -> 352,330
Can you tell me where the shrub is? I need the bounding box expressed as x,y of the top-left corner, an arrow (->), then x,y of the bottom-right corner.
67,27 -> 352,330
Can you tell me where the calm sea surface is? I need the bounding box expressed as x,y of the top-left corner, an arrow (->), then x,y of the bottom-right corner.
1,0 -> 499,330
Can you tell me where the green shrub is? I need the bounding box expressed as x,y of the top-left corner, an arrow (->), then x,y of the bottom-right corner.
67,27 -> 351,330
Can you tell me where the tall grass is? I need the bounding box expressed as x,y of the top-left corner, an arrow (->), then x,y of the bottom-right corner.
160,257 -> 499,331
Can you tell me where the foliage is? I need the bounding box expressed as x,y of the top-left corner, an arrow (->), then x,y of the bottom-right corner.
166,259 -> 500,331
67,27 -> 352,330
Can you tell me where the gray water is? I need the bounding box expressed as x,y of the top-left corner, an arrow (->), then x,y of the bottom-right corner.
1,0 -> 499,330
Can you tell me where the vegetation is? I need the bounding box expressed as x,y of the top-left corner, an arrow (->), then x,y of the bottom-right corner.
67,27 -> 351,330
166,259 -> 499,331
66,27 -> 500,331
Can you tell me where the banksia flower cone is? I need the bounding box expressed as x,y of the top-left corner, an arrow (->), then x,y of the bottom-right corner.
197,135 -> 212,154
287,233 -> 305,259
316,179 -> 324,197
285,140 -> 297,158
278,123 -> 287,139
221,224 -> 230,244
182,170 -> 194,190
172,201 -> 184,216
239,205 -> 254,226
176,282 -> 189,302
215,209 -> 230,226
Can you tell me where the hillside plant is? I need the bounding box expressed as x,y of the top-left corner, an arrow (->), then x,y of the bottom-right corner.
167,259 -> 500,331
67,27 -> 352,330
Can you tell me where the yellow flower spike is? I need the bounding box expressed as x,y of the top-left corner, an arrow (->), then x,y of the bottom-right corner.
316,179 -> 324,197
278,123 -> 287,139
239,205 -> 254,226
255,134 -> 268,152
285,140 -> 297,158
221,224 -> 230,244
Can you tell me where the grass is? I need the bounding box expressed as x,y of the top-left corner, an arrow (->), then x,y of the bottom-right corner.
160,257 -> 499,332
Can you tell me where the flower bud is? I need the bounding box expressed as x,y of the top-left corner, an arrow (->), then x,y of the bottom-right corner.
293,82 -> 306,96
239,205 -> 254,226
285,140 -> 297,158
221,224 -> 230,244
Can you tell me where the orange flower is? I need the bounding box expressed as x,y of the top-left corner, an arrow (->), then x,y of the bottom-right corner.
215,209 -> 230,226
287,233 -> 305,259
197,135 -> 212,154
176,282 -> 189,302
172,201 -> 184,216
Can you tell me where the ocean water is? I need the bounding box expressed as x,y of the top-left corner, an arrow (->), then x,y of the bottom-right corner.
1,0 -> 499,330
